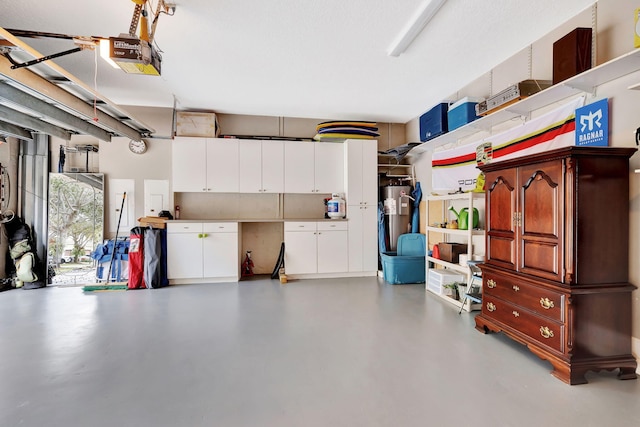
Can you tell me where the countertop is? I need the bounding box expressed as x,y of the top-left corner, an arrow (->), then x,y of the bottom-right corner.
167,218 -> 348,223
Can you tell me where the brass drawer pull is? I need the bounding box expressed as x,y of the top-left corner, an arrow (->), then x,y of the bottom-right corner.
486,302 -> 496,312
540,326 -> 554,339
487,279 -> 497,289
540,298 -> 555,310
512,285 -> 520,292
512,311 -> 520,317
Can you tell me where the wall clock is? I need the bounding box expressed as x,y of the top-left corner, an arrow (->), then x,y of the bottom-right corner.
129,139 -> 148,154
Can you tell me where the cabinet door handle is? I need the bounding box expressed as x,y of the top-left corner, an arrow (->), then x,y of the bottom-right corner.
487,279 -> 497,289
540,326 -> 554,339
486,302 -> 496,312
512,285 -> 520,292
540,298 -> 555,310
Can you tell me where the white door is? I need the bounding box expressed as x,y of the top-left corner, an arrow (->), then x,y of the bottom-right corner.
317,229 -> 348,273
203,232 -> 239,278
144,179 -> 169,217
207,138 -> 239,192
172,137 -> 206,192
284,230 -> 317,274
238,140 -> 262,193
284,141 -> 314,193
109,179 -> 135,235
347,207 -> 364,272
167,232 -> 203,279
361,140 -> 379,206
314,142 -> 344,194
361,206 -> 379,271
345,140 -> 364,205
261,140 -> 284,193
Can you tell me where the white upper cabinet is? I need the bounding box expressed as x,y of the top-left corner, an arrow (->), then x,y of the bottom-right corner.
172,137 -> 238,193
206,139 -> 239,193
284,141 -> 345,194
345,139 -> 377,206
314,142 -> 344,194
284,141 -> 315,193
172,137 -> 207,192
239,140 -> 284,193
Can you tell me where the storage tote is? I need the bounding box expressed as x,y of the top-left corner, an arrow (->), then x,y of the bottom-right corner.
381,233 -> 426,284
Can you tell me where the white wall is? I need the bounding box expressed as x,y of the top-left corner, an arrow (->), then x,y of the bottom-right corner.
407,0 -> 640,359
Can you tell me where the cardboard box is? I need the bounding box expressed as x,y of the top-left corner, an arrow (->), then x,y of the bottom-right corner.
138,216 -> 168,229
436,242 -> 468,264
176,111 -> 218,137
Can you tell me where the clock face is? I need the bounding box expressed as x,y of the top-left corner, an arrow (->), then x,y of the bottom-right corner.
129,139 -> 147,154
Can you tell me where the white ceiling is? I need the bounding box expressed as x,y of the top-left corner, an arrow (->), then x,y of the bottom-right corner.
1,0 -> 596,124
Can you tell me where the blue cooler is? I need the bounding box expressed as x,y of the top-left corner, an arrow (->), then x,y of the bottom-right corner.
381,233 -> 426,284
419,103 -> 449,142
447,97 -> 483,130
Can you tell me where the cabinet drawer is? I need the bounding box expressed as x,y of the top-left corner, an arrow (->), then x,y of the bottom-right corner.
482,295 -> 564,353
285,222 -> 317,232
317,221 -> 348,231
167,223 -> 203,234
203,222 -> 238,233
483,272 -> 564,322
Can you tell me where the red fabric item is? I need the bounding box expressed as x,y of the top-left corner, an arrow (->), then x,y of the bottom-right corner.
432,244 -> 440,259
128,230 -> 146,289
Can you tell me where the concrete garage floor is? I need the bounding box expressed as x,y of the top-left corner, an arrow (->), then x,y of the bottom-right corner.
1,277 -> 639,427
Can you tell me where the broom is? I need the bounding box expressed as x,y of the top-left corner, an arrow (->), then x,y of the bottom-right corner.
83,192 -> 127,292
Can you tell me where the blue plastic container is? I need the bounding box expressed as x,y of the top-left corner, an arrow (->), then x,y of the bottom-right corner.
381,234 -> 426,284
419,103 -> 449,142
447,97 -> 482,130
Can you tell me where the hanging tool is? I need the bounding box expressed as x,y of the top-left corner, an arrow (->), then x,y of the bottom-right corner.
105,192 -> 126,282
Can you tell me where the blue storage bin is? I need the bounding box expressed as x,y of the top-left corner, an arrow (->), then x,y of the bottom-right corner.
447,97 -> 483,131
381,234 -> 426,284
419,103 -> 449,142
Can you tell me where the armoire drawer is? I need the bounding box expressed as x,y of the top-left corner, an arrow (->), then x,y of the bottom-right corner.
483,272 -> 564,322
482,295 -> 565,353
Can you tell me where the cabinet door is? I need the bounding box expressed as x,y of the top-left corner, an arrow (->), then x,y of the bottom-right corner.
261,140 -> 284,193
238,140 -> 262,193
172,137 -> 206,192
284,141 -> 315,193
206,139 -> 239,192
167,232 -> 203,279
361,141 -> 378,206
317,229 -> 348,273
345,139 -> 378,206
348,206 -> 378,272
314,142 -> 344,193
202,232 -> 239,278
485,168 -> 518,270
361,206 -> 379,271
518,160 -> 563,282
284,230 -> 317,274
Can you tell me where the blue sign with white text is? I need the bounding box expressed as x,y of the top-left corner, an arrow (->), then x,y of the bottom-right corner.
575,98 -> 609,147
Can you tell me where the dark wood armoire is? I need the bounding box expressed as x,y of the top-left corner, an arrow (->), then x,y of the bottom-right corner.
476,146 -> 638,384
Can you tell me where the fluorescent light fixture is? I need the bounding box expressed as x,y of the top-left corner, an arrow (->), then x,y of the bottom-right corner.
387,0 -> 447,57
99,39 -> 120,68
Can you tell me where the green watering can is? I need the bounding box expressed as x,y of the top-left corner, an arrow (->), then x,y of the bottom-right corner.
449,206 -> 479,230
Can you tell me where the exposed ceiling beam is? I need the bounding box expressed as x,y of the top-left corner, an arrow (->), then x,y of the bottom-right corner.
0,27 -> 155,139
0,56 -> 144,141
0,119 -> 33,140
0,104 -> 70,140
0,81 -> 112,141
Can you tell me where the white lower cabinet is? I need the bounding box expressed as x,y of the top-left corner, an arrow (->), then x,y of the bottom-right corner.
347,205 -> 378,273
167,222 -> 239,282
284,221 -> 348,275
